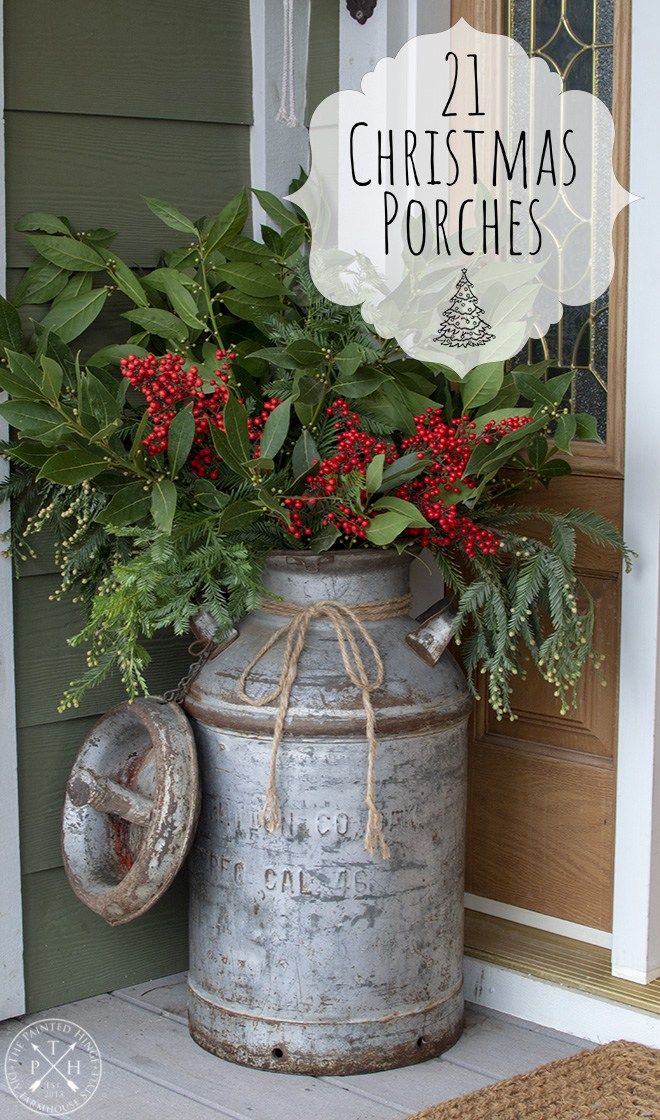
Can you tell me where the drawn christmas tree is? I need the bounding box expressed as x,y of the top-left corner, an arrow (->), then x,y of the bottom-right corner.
433,269 -> 495,348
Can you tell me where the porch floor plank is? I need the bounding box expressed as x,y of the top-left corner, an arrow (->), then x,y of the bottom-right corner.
0,975 -> 592,1119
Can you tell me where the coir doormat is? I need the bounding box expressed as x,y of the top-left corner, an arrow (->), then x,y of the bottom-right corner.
406,1040 -> 659,1120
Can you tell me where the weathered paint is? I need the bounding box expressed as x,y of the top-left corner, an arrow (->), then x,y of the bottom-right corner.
184,551 -> 471,1074
62,698 -> 200,926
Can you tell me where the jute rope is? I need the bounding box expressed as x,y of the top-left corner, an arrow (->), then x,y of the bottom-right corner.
237,595 -> 411,860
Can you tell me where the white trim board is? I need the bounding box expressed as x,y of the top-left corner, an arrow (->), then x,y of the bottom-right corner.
0,0 -> 25,1020
465,895 -> 612,950
249,0 -> 311,235
612,0 -> 660,986
465,957 -> 659,1048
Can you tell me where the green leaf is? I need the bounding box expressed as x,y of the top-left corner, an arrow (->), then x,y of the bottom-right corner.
210,424 -> 247,475
285,339 -> 325,367
248,347 -> 299,369
460,362 -> 505,411
365,453 -> 385,493
39,332 -> 76,379
96,482 -> 151,527
79,371 -> 122,432
221,234 -> 274,263
83,228 -> 117,247
205,191 -> 249,254
538,458 -> 572,485
574,412 -> 601,441
143,197 -> 198,235
311,524 -> 340,553
554,413 -> 577,453
87,343 -> 150,368
261,226 -> 283,253
336,367 -> 386,399
513,369 -> 574,410
509,359 -> 554,380
143,267 -> 196,294
167,404 -> 195,476
257,488 -> 289,521
379,452 -> 429,491
279,225 -> 307,258
259,398 -> 291,459
215,262 -> 287,298
370,495 -> 430,528
366,510 -> 414,546
123,307 -> 188,343
5,443 -> 54,468
0,295 -> 23,350
0,399 -> 63,435
41,287 -> 108,343
156,272 -> 205,329
26,234 -> 106,272
465,414 -> 548,479
334,342 -> 364,378
474,408 -> 532,433
12,262 -> 68,306
2,350 -> 48,399
38,449 -> 108,485
53,273 -> 94,303
293,371 -> 325,406
528,435 -> 549,470
151,478 -> 177,534
39,357 -> 63,400
253,189 -> 299,230
292,429 -> 319,477
216,499 -> 263,533
223,394 -> 251,462
102,252 -> 150,307
16,212 -> 70,235
220,289 -> 281,322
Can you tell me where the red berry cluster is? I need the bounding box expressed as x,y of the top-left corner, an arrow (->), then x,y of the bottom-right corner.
396,408 -> 531,557
247,396 -> 282,455
282,400 -> 532,557
282,401 -> 398,540
120,350 -> 237,479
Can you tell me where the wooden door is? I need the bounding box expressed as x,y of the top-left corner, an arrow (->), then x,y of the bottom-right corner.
453,0 -> 630,932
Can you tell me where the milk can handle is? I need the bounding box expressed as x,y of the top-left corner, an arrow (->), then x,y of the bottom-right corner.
67,766 -> 154,826
406,593 -> 457,665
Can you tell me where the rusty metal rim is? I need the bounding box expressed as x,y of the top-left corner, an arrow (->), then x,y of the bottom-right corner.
263,549 -> 412,571
183,695 -> 472,735
62,698 -> 200,927
188,1015 -> 465,1076
187,978 -> 464,1027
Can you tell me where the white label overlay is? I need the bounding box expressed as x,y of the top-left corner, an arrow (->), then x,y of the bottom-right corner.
291,19 -> 634,377
5,1018 -> 102,1115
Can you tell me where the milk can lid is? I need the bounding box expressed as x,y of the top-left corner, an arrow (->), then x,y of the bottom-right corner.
61,697 -> 199,926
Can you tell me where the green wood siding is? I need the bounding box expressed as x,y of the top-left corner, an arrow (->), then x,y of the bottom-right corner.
6,115 -> 251,267
5,0 -> 252,1013
306,0 -> 340,124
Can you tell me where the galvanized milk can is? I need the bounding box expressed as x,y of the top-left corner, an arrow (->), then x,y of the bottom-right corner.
62,550 -> 471,1076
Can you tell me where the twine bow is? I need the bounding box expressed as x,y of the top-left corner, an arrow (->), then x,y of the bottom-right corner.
237,596 -> 411,860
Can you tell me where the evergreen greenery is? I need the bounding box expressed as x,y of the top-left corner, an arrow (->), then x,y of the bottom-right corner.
0,188 -> 632,717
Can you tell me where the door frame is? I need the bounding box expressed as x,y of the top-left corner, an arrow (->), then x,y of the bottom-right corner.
612,0 -> 660,985
336,0 -> 660,982
0,0 -> 26,1020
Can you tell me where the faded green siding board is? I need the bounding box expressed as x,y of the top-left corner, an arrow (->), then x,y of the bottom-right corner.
306,0 -> 340,125
22,867 -> 188,1013
6,0 -> 252,1014
18,717 -> 99,875
5,0 -> 253,125
13,574 -> 191,728
6,112 -> 251,267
